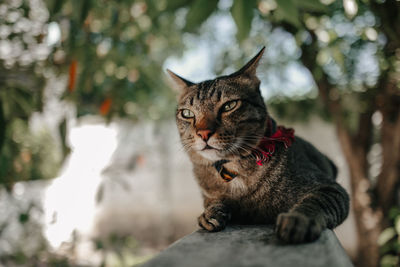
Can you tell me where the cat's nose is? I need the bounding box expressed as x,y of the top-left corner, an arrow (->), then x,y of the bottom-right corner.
197,129 -> 213,141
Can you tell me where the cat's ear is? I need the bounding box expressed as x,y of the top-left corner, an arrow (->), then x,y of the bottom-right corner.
230,46 -> 265,78
166,69 -> 195,93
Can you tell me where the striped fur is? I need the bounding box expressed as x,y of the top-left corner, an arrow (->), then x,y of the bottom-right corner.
170,48 -> 349,244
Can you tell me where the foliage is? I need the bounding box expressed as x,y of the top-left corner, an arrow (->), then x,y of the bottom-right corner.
0,0 -> 56,187
0,118 -> 62,189
0,187 -> 72,266
0,0 -> 187,186
45,0 -> 184,120
379,207 -> 400,267
94,233 -> 152,267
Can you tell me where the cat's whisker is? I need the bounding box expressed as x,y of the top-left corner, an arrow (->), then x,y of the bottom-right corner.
237,134 -> 264,138
238,141 -> 269,161
233,144 -> 258,160
233,137 -> 262,156
224,140 -> 255,159
237,136 -> 264,141
179,140 -> 193,152
232,146 -> 249,157
240,137 -> 262,140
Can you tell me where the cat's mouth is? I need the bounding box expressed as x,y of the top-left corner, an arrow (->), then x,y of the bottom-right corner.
202,144 -> 216,151
198,144 -> 222,161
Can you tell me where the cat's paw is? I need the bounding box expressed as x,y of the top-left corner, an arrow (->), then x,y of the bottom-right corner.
275,212 -> 323,244
198,208 -> 230,232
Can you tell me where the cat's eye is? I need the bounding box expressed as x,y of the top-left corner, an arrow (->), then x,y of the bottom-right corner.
222,100 -> 238,112
181,109 -> 195,118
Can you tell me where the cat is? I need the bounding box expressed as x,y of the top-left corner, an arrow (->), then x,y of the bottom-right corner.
167,47 -> 349,244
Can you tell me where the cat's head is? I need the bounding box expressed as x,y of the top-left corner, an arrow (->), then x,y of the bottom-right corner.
169,47 -> 268,162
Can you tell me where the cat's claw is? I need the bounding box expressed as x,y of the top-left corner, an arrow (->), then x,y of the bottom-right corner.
198,209 -> 230,232
275,212 -> 323,244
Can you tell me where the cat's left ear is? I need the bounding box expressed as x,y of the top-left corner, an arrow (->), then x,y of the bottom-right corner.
230,46 -> 265,79
166,69 -> 195,93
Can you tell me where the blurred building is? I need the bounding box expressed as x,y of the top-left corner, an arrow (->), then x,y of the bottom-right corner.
0,115 -> 357,265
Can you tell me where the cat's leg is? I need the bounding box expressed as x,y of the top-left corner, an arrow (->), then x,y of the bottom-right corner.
198,198 -> 231,232
276,182 -> 349,243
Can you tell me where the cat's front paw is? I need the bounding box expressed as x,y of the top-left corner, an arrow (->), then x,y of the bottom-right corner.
198,208 -> 230,232
275,212 -> 323,244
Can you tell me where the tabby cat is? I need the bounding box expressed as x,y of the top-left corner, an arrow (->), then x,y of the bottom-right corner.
168,47 -> 349,243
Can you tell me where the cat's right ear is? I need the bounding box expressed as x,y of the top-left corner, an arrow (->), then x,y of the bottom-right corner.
166,69 -> 195,94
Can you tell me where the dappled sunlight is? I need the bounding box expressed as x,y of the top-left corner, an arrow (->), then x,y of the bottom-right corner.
43,123 -> 118,249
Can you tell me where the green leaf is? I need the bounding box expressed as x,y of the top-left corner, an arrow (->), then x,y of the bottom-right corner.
52,0 -> 66,15
184,0 -> 219,32
80,0 -> 92,24
395,215 -> 400,234
94,239 -> 104,250
389,207 -> 400,220
294,0 -> 329,13
166,0 -> 193,10
276,0 -> 301,28
0,99 -> 5,154
19,213 -> 29,224
378,227 -> 397,246
331,46 -> 344,67
58,118 -> 71,158
395,241 -> 400,253
96,183 -> 104,204
380,255 -> 399,267
231,0 -> 256,42
10,88 -> 34,118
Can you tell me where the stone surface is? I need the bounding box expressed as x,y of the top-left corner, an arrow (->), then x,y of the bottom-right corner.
140,225 -> 354,267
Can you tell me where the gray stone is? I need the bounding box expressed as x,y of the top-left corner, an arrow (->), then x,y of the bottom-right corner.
140,225 -> 353,267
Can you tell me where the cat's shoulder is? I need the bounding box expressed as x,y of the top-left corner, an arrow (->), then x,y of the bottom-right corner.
292,135 -> 323,154
290,135 -> 337,180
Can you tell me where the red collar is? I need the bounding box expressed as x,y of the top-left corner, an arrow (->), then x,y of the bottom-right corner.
213,119 -> 294,182
254,119 -> 295,166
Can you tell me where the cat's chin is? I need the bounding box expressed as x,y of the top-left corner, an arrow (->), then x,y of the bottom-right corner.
197,149 -> 222,161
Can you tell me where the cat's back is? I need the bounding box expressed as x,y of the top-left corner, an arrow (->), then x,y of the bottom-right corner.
289,135 -> 337,181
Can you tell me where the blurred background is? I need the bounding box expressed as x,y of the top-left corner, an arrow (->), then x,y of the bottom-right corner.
0,0 -> 399,266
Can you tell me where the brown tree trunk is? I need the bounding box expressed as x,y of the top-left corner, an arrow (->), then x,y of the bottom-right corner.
371,0 -> 400,225
335,123 -> 381,267
314,76 -> 381,267
376,91 -> 400,220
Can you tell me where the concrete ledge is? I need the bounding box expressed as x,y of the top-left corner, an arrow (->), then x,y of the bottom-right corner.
140,225 -> 353,267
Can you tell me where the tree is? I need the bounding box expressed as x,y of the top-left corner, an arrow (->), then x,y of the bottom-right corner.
294,2 -> 400,266
278,2 -> 400,266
